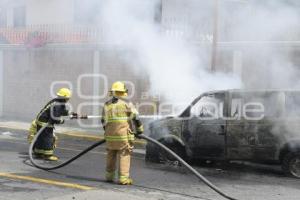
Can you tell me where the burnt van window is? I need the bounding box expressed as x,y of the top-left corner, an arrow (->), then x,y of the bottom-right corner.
231,92 -> 282,118
285,92 -> 300,117
191,93 -> 225,118
231,98 -> 241,118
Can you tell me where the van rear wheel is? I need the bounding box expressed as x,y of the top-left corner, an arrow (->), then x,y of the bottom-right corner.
282,152 -> 300,178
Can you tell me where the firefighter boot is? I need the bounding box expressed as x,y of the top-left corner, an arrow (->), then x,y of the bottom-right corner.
105,172 -> 115,183
118,149 -> 132,185
119,177 -> 133,185
44,155 -> 59,161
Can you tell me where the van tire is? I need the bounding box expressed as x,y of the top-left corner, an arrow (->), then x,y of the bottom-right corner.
282,152 -> 300,178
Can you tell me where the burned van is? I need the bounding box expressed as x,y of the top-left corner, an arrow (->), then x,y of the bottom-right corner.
145,90 -> 300,178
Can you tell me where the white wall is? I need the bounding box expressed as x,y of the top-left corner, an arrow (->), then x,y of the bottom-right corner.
0,51 -> 3,117
162,0 -> 212,20
162,0 -> 187,20
162,0 -> 213,42
0,0 -> 25,27
26,0 -> 74,25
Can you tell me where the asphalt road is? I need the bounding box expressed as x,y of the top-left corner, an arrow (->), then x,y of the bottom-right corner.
0,128 -> 300,200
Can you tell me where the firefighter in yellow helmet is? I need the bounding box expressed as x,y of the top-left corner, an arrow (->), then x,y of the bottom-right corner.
28,88 -> 78,161
102,81 -> 144,185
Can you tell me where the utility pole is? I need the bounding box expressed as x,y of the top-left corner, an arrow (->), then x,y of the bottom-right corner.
211,0 -> 219,72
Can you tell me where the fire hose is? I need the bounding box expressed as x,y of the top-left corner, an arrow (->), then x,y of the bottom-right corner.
29,118 -> 239,200
29,121 -> 106,170
138,134 -> 239,200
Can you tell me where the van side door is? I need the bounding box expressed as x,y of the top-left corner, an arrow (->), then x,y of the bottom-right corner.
226,92 -> 281,161
182,92 -> 227,159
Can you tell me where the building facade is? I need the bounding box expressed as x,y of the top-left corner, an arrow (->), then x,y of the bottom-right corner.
0,0 -> 300,120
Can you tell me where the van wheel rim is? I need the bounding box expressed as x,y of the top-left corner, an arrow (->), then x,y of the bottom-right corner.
290,157 -> 300,178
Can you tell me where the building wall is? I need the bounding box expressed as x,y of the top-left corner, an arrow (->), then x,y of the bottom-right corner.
0,45 -> 150,121
26,0 -> 74,25
0,0 -> 25,27
162,0 -> 213,42
2,47 -> 93,119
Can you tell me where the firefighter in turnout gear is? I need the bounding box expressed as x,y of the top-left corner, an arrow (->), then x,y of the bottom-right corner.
28,88 -> 78,161
102,81 -> 144,185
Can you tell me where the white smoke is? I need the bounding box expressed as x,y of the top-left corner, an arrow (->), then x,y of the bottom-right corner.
221,0 -> 300,89
97,0 -> 242,105
81,0 -> 300,107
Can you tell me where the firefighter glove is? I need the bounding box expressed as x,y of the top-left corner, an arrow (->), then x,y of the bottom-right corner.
70,112 -> 78,119
135,130 -> 143,136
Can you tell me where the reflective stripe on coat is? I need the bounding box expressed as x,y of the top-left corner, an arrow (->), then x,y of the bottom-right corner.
102,98 -> 136,150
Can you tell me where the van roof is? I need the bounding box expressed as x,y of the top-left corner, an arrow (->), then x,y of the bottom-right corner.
204,89 -> 300,95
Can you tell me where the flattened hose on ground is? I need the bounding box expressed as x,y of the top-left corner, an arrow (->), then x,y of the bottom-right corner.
137,134 -> 239,200
29,124 -> 239,200
29,123 -> 106,170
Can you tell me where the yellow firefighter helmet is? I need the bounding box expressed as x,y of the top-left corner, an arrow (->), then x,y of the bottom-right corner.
110,81 -> 128,97
56,88 -> 72,98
